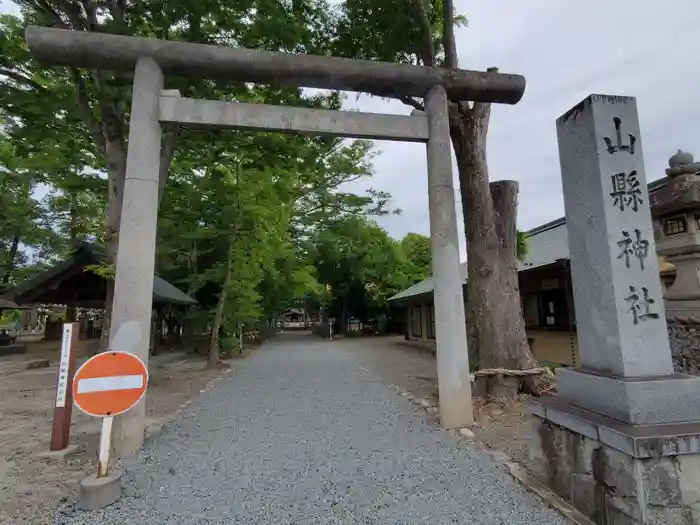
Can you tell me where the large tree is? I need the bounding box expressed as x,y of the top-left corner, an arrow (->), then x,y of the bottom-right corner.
334,0 -> 543,397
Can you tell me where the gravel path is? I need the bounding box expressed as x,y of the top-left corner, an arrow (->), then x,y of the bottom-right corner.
57,334 -> 567,525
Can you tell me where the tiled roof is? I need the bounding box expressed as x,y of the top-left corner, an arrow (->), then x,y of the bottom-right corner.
0,298 -> 18,309
3,243 -> 197,306
390,262 -> 468,302
389,221 -> 566,302
389,177 -> 668,302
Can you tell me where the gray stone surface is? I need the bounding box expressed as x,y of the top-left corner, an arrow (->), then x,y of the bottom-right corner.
25,26 -> 526,104
56,336 -> 567,524
159,97 -> 430,143
556,368 -> 700,425
668,321 -> 700,375
109,56 -> 163,457
529,412 -> 700,524
37,444 -> 80,461
528,396 -> 700,459
556,94 -> 673,378
425,85 -> 473,429
78,472 -> 123,511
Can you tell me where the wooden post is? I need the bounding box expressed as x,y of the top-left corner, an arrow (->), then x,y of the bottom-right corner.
50,321 -> 79,451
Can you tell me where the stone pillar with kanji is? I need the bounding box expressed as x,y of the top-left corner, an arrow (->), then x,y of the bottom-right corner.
527,95 -> 700,525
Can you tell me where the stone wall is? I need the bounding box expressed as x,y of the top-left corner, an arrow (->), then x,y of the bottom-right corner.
529,416 -> 700,524
668,318 -> 700,375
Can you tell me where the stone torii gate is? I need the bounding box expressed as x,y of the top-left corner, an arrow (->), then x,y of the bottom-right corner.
26,26 -> 526,456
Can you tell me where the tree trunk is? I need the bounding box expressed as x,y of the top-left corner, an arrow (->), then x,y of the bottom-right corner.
450,105 -> 541,401
187,242 -> 198,294
1,179 -> 31,293
99,143 -> 127,352
490,181 -> 543,396
451,105 -> 501,374
340,297 -> 349,335
0,233 -> 20,292
209,287 -> 227,367
69,193 -> 80,248
208,239 -> 233,368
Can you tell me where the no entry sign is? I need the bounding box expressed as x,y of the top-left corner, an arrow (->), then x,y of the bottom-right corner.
73,351 -> 148,417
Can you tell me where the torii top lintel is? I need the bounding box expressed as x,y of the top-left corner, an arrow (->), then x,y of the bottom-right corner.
25,26 -> 526,105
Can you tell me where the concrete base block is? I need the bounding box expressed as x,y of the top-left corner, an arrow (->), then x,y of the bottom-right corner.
527,397 -> 700,524
556,368 -> 700,424
78,471 -> 122,511
37,444 -> 80,461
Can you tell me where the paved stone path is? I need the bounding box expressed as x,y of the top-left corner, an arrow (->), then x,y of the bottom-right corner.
59,334 -> 567,525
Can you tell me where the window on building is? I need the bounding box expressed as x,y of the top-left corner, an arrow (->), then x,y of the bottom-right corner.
538,289 -> 571,328
664,215 -> 687,236
521,295 -> 540,328
426,304 -> 436,340
653,220 -> 662,241
411,305 -> 422,337
695,215 -> 700,231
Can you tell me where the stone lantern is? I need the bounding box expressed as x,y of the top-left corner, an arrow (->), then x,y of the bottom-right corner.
650,149 -> 700,318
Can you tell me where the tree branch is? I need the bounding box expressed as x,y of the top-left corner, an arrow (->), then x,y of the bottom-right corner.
80,0 -> 99,30
408,0 -> 435,67
442,0 -> 458,68
57,0 -> 87,30
106,0 -> 128,34
70,68 -> 106,153
0,68 -> 46,91
398,96 -> 425,111
158,124 -> 180,205
30,0 -> 70,29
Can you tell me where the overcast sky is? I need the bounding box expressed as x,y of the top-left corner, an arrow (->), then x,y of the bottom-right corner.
342,0 -> 700,259
3,0 -> 700,260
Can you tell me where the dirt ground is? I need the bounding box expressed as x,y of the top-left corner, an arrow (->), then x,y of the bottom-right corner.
347,336 -> 534,464
0,338 -> 234,525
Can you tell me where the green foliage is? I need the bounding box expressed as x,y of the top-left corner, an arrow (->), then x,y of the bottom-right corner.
310,217 -> 430,330
517,231 -> 528,262
84,263 -> 116,281
401,233 -> 432,281
0,1 -> 424,348
331,0 -> 464,66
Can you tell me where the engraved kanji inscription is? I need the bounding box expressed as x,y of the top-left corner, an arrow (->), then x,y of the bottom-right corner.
624,285 -> 659,324
617,229 -> 650,270
604,117 -> 636,155
610,171 -> 643,212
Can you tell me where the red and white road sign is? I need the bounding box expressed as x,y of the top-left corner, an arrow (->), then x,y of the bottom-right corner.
72,351 -> 148,417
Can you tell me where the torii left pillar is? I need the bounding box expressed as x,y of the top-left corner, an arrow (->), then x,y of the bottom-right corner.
109,57 -> 163,456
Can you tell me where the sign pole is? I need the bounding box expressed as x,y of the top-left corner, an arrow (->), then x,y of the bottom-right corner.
97,416 -> 113,477
50,321 -> 79,451
72,350 -> 148,510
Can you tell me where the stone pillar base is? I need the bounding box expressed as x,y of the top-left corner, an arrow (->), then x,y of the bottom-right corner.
78,471 -> 122,510
556,368 -> 700,424
527,397 -> 700,524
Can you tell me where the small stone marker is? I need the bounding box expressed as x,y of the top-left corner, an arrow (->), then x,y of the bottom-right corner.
27,359 -> 50,370
49,322 -> 79,452
555,94 -> 700,424
73,351 -> 148,510
458,428 -> 475,439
